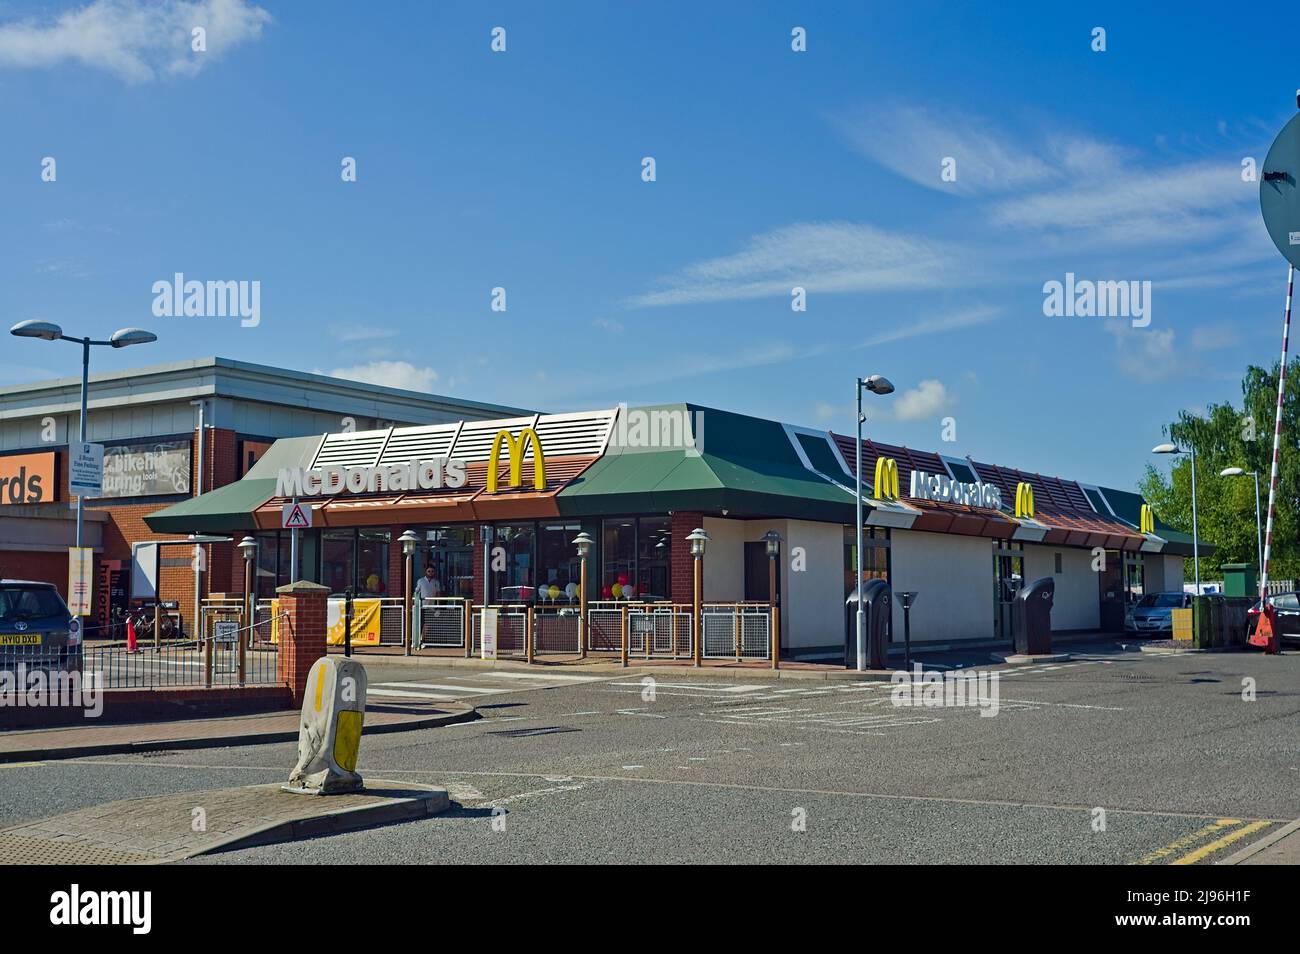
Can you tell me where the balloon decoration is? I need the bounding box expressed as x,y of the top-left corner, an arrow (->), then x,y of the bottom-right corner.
548,584 -> 560,600
622,584 -> 636,600
616,574 -> 630,586
564,582 -> 578,600
602,584 -> 613,598
611,583 -> 623,598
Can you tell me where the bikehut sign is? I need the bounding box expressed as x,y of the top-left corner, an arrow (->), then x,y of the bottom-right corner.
909,469 -> 1003,510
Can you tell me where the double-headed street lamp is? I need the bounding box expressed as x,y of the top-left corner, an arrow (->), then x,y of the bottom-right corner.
1152,441 -> 1200,594
572,531 -> 594,658
9,320 -> 157,549
855,374 -> 894,671
1220,467 -> 1264,592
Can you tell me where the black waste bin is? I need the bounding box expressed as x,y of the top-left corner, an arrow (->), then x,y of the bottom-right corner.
845,579 -> 891,669
1012,576 -> 1054,655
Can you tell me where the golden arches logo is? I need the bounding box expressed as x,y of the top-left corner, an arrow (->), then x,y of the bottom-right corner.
873,457 -> 899,500
1014,481 -> 1035,519
1140,504 -> 1154,535
486,428 -> 546,493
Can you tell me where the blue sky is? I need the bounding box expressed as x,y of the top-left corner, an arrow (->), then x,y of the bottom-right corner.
0,1 -> 1292,492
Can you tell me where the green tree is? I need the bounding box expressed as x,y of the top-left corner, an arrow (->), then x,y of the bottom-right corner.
1139,360 -> 1300,582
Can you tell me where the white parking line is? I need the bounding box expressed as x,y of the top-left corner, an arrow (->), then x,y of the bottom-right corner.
373,681 -> 505,694
367,688 -> 458,701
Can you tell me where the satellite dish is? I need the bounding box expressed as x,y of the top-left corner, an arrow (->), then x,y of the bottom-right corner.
1259,112 -> 1300,267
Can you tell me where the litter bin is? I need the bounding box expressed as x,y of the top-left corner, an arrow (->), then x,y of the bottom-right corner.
1012,576 -> 1054,655
845,579 -> 891,669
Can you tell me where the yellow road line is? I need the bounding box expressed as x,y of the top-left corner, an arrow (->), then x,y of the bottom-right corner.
0,761 -> 45,768
1135,819 -> 1242,865
1171,820 -> 1272,866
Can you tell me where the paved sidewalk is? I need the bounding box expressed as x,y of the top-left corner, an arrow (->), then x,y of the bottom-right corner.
1222,818 -> 1300,865
0,698 -> 476,763
0,780 -> 449,863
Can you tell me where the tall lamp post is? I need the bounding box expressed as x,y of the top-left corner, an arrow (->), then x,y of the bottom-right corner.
399,529 -> 419,656
572,532 -> 594,658
1153,441 -> 1201,594
687,527 -> 709,667
9,321 -> 157,550
237,535 -> 257,683
855,374 -> 895,671
763,529 -> 781,669
1220,467 -> 1264,594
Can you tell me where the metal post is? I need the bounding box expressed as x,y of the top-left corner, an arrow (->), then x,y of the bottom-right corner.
289,496 -> 300,584
202,613 -> 213,688
620,604 -> 628,668
526,605 -> 535,664
733,606 -> 741,662
769,551 -> 779,670
1189,441 -> 1201,594
403,553 -> 413,657
76,338 -> 89,549
192,401 -> 204,638
855,381 -> 866,671
240,547 -> 253,685
344,586 -> 353,658
692,555 -> 703,667
464,597 -> 472,658
903,602 -> 912,670
579,552 -> 588,659
1258,263 -> 1293,652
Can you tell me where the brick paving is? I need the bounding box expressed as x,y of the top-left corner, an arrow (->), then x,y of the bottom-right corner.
0,780 -> 449,863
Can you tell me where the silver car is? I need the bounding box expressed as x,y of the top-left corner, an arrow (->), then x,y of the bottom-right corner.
1125,591 -> 1191,634
0,580 -> 82,673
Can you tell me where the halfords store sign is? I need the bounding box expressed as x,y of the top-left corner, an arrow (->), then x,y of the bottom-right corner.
909,469 -> 1003,509
0,452 -> 57,504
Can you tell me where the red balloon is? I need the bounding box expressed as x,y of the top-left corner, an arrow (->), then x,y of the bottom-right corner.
602,585 -> 613,598
617,574 -> 629,586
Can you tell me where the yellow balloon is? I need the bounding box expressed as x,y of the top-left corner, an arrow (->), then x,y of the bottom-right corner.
548,584 -> 560,599
611,583 -> 623,598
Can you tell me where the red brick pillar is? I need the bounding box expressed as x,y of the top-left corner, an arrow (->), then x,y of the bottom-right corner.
670,512 -> 704,606
275,581 -> 329,706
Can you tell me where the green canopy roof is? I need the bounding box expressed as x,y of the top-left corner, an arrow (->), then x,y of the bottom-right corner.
143,435 -> 320,534
559,404 -> 858,522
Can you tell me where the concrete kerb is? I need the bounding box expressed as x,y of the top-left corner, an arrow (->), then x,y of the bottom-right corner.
0,703 -> 478,764
1217,816 -> 1300,865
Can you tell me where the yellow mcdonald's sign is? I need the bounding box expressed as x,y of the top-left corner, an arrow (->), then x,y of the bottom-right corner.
1014,481 -> 1035,519
873,457 -> 899,500
486,428 -> 546,493
1140,503 -> 1154,535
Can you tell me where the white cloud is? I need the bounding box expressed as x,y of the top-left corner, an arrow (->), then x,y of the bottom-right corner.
319,361 -> 440,394
1105,321 -> 1183,381
831,102 -> 1058,195
891,379 -> 952,421
628,221 -> 955,307
0,0 -> 270,83
328,324 -> 399,343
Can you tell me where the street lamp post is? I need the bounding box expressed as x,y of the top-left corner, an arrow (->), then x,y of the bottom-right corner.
855,374 -> 895,671
1220,467 -> 1264,594
8,321 -> 157,551
1153,441 -> 1201,594
572,531 -> 594,658
763,529 -> 781,670
237,535 -> 257,684
687,528 -> 709,667
399,529 -> 419,656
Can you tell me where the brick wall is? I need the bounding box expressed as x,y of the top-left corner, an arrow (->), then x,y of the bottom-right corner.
275,582 -> 329,706
0,550 -> 67,595
670,511 -> 703,606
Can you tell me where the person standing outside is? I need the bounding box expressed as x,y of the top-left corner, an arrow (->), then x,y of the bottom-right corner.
413,564 -> 441,649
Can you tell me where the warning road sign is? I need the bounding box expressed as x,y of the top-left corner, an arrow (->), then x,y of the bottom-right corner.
282,502 -> 313,529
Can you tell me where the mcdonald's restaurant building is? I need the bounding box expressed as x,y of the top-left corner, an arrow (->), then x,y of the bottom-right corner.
145,403 -> 1199,656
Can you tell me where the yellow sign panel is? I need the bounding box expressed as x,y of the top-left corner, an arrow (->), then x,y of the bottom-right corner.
1140,504 -> 1155,535
873,457 -> 899,500
486,428 -> 545,493
269,598 -> 382,646
1171,607 -> 1192,642
1015,482 -> 1035,519
67,546 -> 94,616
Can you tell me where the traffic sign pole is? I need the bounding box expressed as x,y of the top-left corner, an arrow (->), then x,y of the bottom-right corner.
290,497 -> 300,584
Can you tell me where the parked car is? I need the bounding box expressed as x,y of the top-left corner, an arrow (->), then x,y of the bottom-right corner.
1247,592 -> 1300,643
0,580 -> 81,673
1125,592 -> 1192,634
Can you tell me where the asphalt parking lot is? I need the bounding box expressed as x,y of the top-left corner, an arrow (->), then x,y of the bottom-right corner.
1,645 -> 1296,864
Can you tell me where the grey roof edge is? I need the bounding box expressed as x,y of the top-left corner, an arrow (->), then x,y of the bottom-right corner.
0,356 -> 536,421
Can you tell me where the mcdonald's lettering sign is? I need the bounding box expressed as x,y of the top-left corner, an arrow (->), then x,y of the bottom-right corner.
873,457 -> 899,500
1140,504 -> 1155,535
486,428 -> 546,493
1014,482 -> 1035,519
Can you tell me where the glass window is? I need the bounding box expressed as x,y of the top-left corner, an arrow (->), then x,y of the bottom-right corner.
320,529 -> 354,596
844,526 -> 889,596
492,523 -> 535,603
536,522 -> 581,603
358,529 -> 389,595
602,519 -> 636,600
254,531 -> 283,599
418,526 -> 475,599
636,516 -> 671,601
